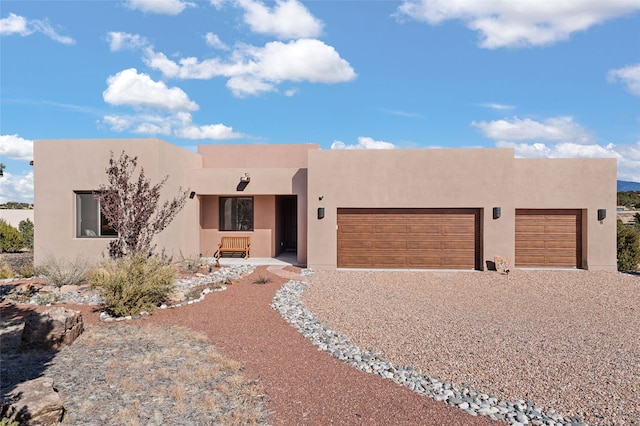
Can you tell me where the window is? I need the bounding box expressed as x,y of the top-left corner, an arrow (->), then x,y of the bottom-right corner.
75,192 -> 117,238
219,197 -> 253,231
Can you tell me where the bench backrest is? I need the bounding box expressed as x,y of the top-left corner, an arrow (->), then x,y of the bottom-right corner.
220,236 -> 250,248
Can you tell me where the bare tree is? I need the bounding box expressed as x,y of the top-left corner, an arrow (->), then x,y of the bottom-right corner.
95,151 -> 189,259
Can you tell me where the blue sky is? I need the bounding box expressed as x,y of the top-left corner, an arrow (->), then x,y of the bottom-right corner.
1,0 -> 639,203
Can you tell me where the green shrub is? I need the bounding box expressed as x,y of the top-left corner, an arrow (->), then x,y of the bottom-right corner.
17,263 -> 35,278
18,218 -> 34,251
0,220 -> 25,253
91,253 -> 176,317
617,220 -> 640,272
37,256 -> 93,288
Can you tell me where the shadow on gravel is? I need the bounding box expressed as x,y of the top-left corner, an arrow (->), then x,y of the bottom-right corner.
0,305 -> 57,400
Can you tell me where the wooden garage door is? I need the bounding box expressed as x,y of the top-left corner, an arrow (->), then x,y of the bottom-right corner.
515,209 -> 582,268
337,208 -> 480,269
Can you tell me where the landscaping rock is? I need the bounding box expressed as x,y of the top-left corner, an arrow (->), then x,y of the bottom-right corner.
1,377 -> 65,425
20,307 -> 83,352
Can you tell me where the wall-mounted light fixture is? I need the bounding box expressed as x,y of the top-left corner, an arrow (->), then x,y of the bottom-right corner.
493,207 -> 501,220
317,207 -> 325,219
189,191 -> 196,199
318,195 -> 324,201
240,173 -> 251,183
597,209 -> 606,221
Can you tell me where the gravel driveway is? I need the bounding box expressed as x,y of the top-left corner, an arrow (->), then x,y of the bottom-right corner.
302,269 -> 640,426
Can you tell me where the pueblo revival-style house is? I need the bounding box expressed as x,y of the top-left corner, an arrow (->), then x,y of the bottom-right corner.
33,138 -> 617,271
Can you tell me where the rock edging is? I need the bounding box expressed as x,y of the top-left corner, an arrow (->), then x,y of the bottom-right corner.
271,272 -> 587,426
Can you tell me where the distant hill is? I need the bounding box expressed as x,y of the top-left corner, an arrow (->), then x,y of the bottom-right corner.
617,180 -> 640,192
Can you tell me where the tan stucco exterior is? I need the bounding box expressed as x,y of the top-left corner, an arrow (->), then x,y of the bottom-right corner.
33,138 -> 617,271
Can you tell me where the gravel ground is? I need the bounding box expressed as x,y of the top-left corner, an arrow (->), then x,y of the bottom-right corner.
302,269 -> 640,426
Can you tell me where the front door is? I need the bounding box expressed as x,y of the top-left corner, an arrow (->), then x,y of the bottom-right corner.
276,196 -> 297,255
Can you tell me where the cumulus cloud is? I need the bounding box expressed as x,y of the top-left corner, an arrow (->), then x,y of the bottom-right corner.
0,134 -> 33,161
608,64 -> 640,96
124,0 -> 195,15
236,0 -> 323,39
0,171 -> 34,204
0,13 -> 75,44
204,32 -> 229,50
107,32 -> 149,51
144,39 -> 356,97
103,68 -> 199,111
331,136 -> 397,150
474,115 -> 640,182
396,0 -> 640,48
472,116 -> 593,144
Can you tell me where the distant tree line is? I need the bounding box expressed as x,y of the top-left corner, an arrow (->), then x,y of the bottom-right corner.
0,202 -> 34,209
617,191 -> 640,210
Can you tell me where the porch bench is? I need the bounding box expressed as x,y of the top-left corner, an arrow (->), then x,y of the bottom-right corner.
215,236 -> 251,261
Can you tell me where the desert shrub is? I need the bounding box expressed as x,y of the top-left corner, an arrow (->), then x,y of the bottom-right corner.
33,292 -> 60,305
252,275 -> 271,285
91,253 -> 176,317
0,261 -> 13,279
17,263 -> 35,278
37,256 -> 93,288
18,218 -> 34,251
0,220 -> 25,253
617,220 -> 640,272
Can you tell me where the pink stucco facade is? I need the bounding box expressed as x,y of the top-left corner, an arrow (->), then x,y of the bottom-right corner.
33,138 -> 617,271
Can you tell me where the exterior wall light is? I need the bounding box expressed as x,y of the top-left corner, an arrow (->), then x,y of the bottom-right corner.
189,191 -> 196,199
240,173 -> 251,183
493,207 -> 501,219
317,207 -> 325,219
597,209 -> 606,221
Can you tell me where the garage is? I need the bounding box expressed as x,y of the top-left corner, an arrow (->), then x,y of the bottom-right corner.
337,208 -> 480,269
515,209 -> 582,268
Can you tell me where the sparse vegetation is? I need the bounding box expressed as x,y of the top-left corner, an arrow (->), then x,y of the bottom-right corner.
617,190 -> 640,210
32,292 -> 60,305
252,275 -> 271,285
0,261 -> 13,279
91,252 -> 176,317
36,256 -> 93,288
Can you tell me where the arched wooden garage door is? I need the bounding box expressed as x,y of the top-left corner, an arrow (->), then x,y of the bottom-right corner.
337,208 -> 480,269
515,209 -> 582,268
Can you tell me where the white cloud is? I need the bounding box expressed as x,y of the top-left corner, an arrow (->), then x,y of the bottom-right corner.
124,0 -> 195,15
0,134 -> 33,161
204,32 -> 229,50
331,136 -> 397,150
481,103 -> 515,111
0,171 -> 34,204
107,32 -> 149,51
144,39 -> 356,97
236,0 -> 323,39
472,116 -> 593,144
175,123 -> 243,139
103,68 -> 199,111
608,64 -> 640,96
396,0 -> 640,48
0,13 -> 75,44
474,115 -> 640,182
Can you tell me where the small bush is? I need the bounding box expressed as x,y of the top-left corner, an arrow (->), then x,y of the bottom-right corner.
252,275 -> 271,285
91,252 -> 176,317
0,261 -> 13,279
617,220 -> 640,271
18,218 -> 34,251
0,220 -> 25,253
17,263 -> 35,278
33,292 -> 60,305
37,256 -> 93,288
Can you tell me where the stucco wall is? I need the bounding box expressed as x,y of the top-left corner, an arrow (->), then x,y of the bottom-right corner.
307,148 -> 616,271
33,138 -> 201,266
0,209 -> 34,228
514,158 -> 617,270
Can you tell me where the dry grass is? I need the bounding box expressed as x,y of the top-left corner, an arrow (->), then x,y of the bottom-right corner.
37,324 -> 269,425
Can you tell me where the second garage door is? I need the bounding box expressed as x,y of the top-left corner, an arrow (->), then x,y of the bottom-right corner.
515,209 -> 582,268
337,208 -> 480,269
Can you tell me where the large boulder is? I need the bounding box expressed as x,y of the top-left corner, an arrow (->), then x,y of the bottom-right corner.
1,377 -> 65,425
20,307 -> 84,352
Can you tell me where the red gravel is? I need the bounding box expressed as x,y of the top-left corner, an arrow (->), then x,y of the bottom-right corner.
8,266 -> 497,425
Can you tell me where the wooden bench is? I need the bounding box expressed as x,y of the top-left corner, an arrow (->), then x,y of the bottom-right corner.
215,236 -> 251,262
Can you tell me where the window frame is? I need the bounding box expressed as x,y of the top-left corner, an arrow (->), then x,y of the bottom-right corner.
219,196 -> 254,232
75,191 -> 117,238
